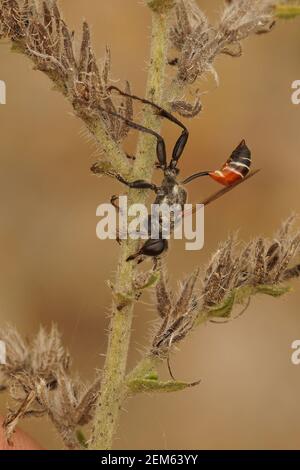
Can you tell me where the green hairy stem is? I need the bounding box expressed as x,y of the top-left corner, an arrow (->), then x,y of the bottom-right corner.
89,3 -> 174,450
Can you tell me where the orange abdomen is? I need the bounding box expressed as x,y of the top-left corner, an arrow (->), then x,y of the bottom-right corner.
209,166 -> 244,186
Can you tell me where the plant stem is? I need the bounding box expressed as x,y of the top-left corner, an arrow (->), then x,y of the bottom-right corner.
86,119 -> 131,178
275,4 -> 300,19
89,5 -> 173,450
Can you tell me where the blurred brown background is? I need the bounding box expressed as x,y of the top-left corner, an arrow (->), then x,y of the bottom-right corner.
1,0 -> 300,450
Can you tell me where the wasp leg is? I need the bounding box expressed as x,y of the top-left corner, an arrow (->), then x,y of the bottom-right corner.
98,102 -> 167,168
115,230 -> 122,245
110,195 -> 123,245
116,175 -> 158,192
108,86 -> 189,167
110,194 -> 120,210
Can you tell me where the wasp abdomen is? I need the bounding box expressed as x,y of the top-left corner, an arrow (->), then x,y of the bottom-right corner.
209,139 -> 251,186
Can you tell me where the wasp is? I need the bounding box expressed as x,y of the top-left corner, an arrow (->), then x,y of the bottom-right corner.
94,87 -> 255,262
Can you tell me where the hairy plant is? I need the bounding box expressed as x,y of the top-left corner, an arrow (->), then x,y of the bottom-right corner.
0,0 -> 300,450
0,325 -> 100,449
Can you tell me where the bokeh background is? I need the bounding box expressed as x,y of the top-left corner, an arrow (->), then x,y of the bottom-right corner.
0,0 -> 300,450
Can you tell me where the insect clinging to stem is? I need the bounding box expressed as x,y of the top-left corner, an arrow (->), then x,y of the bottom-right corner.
92,86 -> 258,262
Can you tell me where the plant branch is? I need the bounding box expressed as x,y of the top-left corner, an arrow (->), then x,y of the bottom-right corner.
126,282 -> 292,393
275,3 -> 300,19
1,0 -> 300,451
89,3 -> 174,450
0,0 -> 132,179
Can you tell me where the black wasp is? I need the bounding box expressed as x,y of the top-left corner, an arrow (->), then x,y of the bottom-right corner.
93,87 -> 252,262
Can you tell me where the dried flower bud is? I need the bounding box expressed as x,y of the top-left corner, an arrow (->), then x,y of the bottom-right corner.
0,325 -> 100,449
170,0 -> 275,86
0,0 -> 133,144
